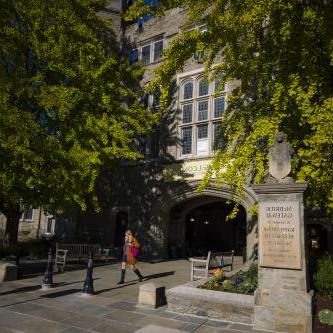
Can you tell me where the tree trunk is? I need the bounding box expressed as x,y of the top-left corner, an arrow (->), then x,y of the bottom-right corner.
3,206 -> 21,248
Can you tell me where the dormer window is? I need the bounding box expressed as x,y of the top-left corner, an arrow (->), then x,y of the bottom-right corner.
135,38 -> 164,66
141,45 -> 151,65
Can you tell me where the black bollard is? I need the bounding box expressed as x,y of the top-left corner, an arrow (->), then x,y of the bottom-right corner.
42,247 -> 54,289
82,251 -> 94,295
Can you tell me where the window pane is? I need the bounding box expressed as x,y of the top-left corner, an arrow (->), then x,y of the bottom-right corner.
198,100 -> 208,121
183,82 -> 193,100
23,210 -> 33,220
46,217 -> 53,233
213,122 -> 223,150
182,127 -> 192,154
199,78 -> 209,96
197,124 -> 208,139
153,40 -> 163,61
182,104 -> 193,124
141,45 -> 151,65
214,97 -> 225,118
197,125 -> 208,155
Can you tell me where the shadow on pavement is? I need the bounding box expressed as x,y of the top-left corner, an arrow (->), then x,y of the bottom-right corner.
94,282 -> 137,295
40,288 -> 82,298
19,260 -> 118,279
144,271 -> 175,280
0,279 -> 96,296
94,271 -> 175,296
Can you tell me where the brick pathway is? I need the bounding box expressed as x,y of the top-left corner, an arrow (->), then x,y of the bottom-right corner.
0,259 -> 271,333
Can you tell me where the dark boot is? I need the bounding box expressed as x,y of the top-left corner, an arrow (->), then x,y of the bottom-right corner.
134,269 -> 144,282
117,269 -> 125,284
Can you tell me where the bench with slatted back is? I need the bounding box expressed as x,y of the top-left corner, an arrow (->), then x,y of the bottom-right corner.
189,250 -> 234,281
55,243 -> 102,271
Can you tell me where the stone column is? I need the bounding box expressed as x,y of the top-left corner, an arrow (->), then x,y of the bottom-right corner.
252,183 -> 313,333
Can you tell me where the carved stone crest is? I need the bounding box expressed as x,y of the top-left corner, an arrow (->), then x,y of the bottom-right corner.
268,132 -> 293,182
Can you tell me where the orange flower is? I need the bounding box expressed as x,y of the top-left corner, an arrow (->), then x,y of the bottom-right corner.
213,268 -> 224,277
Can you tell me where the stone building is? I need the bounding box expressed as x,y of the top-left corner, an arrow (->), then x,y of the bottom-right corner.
74,0 -> 333,260
4,0 -> 331,259
0,209 -> 74,243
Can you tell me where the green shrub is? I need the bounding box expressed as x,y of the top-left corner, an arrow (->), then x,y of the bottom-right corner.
247,262 -> 258,281
319,309 -> 333,326
221,279 -> 236,290
314,256 -> 333,298
237,279 -> 257,294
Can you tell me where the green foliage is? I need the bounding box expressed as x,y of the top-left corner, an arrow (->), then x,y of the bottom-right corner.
127,0 -> 333,216
221,279 -> 235,290
314,256 -> 333,298
319,309 -> 333,326
0,1 -> 152,229
200,263 -> 258,295
236,280 -> 256,294
247,262 -> 258,283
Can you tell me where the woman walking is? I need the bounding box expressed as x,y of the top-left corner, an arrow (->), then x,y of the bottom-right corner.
117,230 -> 144,284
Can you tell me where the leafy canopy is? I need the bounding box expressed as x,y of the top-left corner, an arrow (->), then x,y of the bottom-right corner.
0,0 -> 152,215
126,0 -> 333,215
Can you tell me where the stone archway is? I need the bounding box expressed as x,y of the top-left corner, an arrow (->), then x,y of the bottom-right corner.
166,180 -> 258,261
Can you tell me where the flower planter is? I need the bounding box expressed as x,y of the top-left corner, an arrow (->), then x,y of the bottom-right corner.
167,279 -> 255,324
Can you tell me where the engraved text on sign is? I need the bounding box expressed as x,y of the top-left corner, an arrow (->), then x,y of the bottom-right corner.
259,201 -> 301,269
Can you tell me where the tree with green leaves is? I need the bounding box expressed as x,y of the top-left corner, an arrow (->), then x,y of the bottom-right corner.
0,0 -> 152,247
126,0 -> 333,216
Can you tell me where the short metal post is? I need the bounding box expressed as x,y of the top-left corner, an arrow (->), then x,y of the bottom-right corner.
82,251 -> 94,295
42,247 -> 54,289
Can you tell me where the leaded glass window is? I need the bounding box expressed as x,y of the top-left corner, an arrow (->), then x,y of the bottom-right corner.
153,40 -> 163,61
182,127 -> 192,154
183,82 -> 193,100
141,45 -> 151,65
214,97 -> 225,118
199,78 -> 209,96
198,100 -> 208,121
182,104 -> 193,124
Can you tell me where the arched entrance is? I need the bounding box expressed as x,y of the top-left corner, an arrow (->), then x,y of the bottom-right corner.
166,181 -> 257,261
168,197 -> 246,259
185,201 -> 246,256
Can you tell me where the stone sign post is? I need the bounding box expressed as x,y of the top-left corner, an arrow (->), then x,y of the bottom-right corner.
252,132 -> 312,333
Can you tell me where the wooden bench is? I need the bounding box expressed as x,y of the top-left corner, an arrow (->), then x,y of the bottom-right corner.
189,250 -> 234,281
55,243 -> 111,270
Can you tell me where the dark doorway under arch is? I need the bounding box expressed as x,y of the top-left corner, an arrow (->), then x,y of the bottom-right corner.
168,198 -> 247,259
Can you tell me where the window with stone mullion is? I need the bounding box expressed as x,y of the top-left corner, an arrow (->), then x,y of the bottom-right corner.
214,96 -> 225,118
183,82 -> 193,100
197,100 -> 208,121
182,103 -> 193,124
141,45 -> 151,65
181,127 -> 192,155
153,40 -> 163,62
213,122 -> 223,150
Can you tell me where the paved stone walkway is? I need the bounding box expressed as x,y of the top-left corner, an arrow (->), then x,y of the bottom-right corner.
0,259 -> 271,333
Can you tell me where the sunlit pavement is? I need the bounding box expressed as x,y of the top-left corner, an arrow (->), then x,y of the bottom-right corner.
0,260 -> 270,332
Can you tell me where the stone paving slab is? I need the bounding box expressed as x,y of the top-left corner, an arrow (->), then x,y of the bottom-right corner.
0,260 -> 274,333
135,324 -> 186,333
